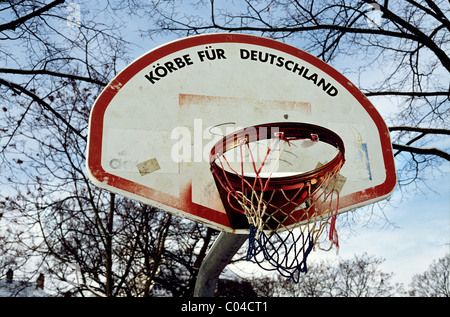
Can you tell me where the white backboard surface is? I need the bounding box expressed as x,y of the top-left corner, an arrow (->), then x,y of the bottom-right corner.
86,34 -> 396,233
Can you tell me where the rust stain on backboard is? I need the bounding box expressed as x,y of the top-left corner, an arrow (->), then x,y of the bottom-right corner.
179,93 -> 311,115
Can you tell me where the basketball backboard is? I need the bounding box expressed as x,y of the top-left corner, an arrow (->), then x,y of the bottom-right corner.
86,33 -> 396,233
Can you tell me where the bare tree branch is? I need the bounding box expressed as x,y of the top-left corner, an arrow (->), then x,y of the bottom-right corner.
392,143 -> 450,161
0,67 -> 107,86
373,1 -> 450,72
389,126 -> 450,135
0,77 -> 86,141
0,0 -> 65,32
366,91 -> 449,97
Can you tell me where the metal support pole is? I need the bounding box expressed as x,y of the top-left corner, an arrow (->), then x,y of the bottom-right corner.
194,232 -> 248,297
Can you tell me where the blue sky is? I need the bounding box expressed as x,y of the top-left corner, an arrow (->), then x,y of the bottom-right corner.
329,174 -> 449,285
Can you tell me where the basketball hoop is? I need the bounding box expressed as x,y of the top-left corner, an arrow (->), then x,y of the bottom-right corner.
210,122 -> 345,282
87,34 -> 396,292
